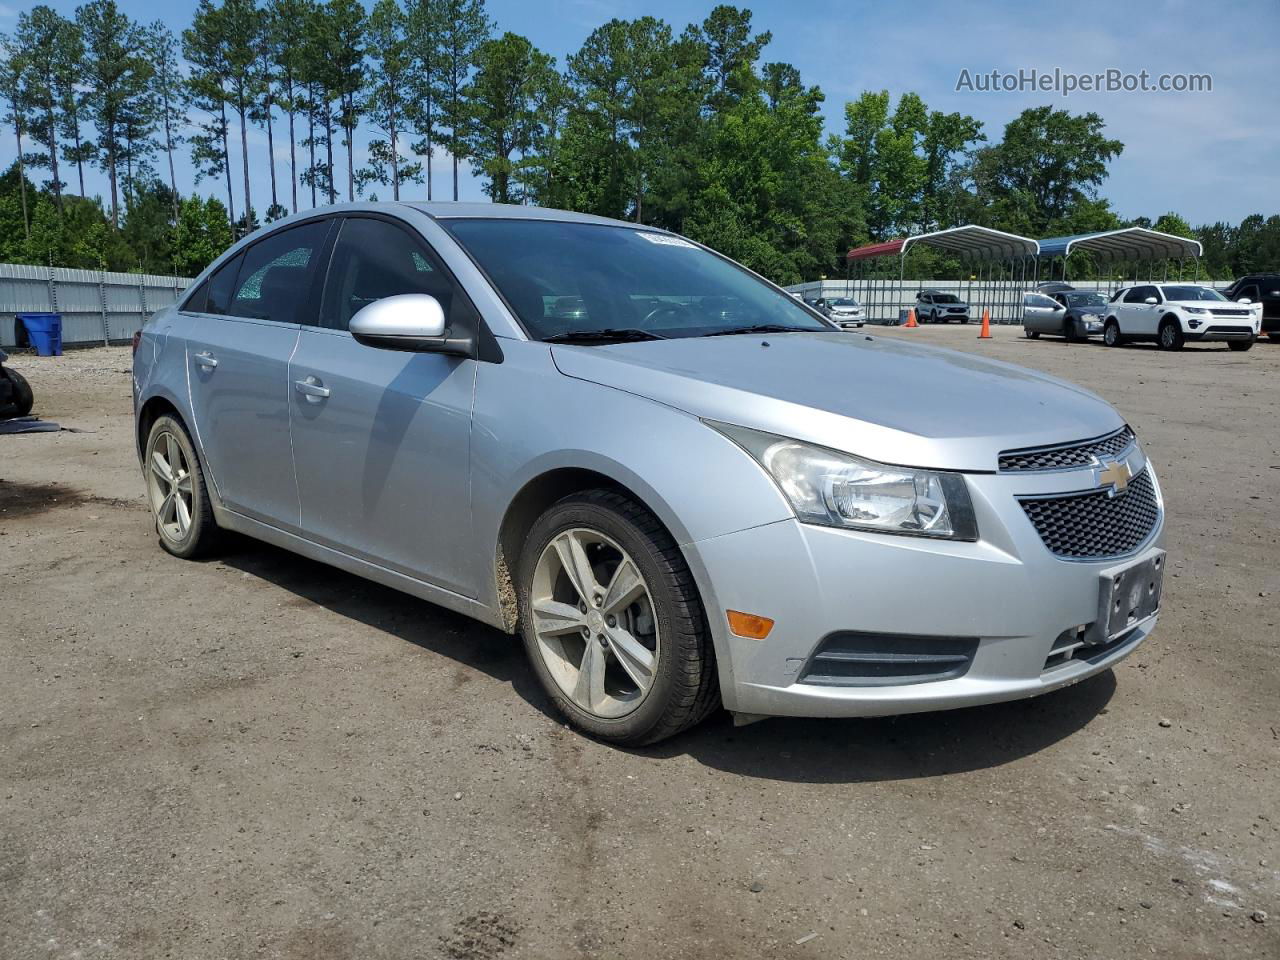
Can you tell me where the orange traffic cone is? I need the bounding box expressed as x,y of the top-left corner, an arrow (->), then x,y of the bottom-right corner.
977,308 -> 991,339
904,308 -> 918,328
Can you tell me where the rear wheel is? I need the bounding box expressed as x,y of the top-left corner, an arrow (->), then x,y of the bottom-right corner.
145,414 -> 220,558
1104,319 -> 1124,347
1158,318 -> 1184,351
1228,338 -> 1255,352
517,490 -> 719,745
1267,331 -> 1279,343
1024,328 -> 1040,339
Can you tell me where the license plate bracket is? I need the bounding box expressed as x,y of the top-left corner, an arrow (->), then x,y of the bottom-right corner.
1093,550 -> 1165,643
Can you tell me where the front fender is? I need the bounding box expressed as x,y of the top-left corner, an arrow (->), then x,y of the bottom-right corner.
469,338 -> 794,606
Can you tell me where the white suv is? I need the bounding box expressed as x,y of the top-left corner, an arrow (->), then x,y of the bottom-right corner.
1103,283 -> 1261,352
915,290 -> 970,323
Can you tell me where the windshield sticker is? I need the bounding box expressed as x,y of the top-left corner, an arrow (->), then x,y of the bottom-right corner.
638,232 -> 696,248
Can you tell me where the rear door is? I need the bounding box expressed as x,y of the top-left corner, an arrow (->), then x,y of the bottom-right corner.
288,215 -> 480,597
185,219 -> 332,529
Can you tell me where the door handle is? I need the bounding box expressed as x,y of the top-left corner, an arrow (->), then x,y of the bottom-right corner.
294,376 -> 330,401
193,351 -> 218,368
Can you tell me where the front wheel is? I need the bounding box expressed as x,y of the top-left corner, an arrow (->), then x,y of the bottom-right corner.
1228,338 -> 1255,352
517,490 -> 719,745
1158,319 -> 1185,351
1025,328 -> 1040,339
1104,320 -> 1124,347
144,414 -> 220,558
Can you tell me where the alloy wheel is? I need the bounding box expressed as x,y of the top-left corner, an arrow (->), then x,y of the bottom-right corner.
529,528 -> 660,719
147,430 -> 194,543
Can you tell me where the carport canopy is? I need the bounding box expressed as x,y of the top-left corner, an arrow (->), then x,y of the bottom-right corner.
846,224 -> 1039,262
1036,227 -> 1202,262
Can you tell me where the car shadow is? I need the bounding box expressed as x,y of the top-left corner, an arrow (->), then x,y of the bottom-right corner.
214,535 -> 1115,784
214,535 -> 561,725
643,670 -> 1115,784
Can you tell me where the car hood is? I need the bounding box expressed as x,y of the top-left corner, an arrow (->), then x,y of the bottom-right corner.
550,332 -> 1123,472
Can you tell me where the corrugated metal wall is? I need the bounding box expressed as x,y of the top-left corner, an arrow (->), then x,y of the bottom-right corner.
0,263 -> 191,348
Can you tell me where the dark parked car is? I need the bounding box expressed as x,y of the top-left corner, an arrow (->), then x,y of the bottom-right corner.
0,347 -> 33,418
1219,275 -> 1280,341
1022,289 -> 1108,341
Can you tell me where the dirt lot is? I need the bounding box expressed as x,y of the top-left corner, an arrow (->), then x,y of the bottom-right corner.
2,329 -> 1277,960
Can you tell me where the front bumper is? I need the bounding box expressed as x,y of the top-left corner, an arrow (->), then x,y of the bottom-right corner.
684,464 -> 1165,718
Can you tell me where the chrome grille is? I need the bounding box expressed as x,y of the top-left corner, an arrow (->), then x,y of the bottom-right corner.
1019,469 -> 1159,560
998,426 -> 1134,473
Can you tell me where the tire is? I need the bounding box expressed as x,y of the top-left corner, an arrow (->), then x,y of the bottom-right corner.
1228,338 -> 1254,352
1025,328 -> 1040,339
3,367 -> 33,416
960,317 -> 969,324
1104,319 -> 1124,347
144,414 -> 220,559
1157,318 -> 1184,351
517,489 -> 719,745
1267,331 -> 1279,343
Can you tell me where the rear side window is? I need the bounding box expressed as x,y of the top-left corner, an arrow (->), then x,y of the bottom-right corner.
320,217 -> 471,331
182,279 -> 209,313
227,221 -> 331,324
206,254 -> 244,315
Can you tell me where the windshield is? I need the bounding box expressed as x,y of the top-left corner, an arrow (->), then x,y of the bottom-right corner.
930,294 -> 961,304
1160,285 -> 1227,302
1065,292 -> 1107,307
441,219 -> 832,340
831,298 -> 859,307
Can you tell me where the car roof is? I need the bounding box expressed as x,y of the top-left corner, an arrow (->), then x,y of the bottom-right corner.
401,201 -> 649,230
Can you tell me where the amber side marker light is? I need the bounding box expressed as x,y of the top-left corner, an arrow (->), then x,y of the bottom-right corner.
726,610 -> 775,640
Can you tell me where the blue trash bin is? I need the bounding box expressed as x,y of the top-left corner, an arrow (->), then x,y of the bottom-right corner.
17,313 -> 62,356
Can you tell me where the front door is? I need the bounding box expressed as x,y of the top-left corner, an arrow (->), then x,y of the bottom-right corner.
288,216 -> 479,597
185,219 -> 333,528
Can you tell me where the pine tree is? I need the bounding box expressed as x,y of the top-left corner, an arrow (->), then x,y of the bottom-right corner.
439,0 -> 491,201
184,0 -> 237,225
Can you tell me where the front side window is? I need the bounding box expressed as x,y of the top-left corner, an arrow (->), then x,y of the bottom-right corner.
228,220 -> 331,324
441,219 -> 831,340
932,294 -> 961,304
1123,287 -> 1148,303
321,217 -> 467,331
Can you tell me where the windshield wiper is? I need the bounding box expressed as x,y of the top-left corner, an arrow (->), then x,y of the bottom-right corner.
543,328 -> 667,344
700,324 -> 808,337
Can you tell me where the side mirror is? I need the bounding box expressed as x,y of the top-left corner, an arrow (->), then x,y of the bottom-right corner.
349,294 -> 473,356
1052,303 -> 1065,312
1144,296 -> 1158,305
1237,297 -> 1253,305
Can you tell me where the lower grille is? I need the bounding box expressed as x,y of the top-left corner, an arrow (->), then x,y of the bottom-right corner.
799,632 -> 979,687
1019,469 -> 1159,560
1201,325 -> 1253,337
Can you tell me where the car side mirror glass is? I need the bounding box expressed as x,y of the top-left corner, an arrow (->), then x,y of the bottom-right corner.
349,294 -> 472,356
1144,297 -> 1158,304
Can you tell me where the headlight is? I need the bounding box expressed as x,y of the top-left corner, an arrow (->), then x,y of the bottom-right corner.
1184,306 -> 1208,315
709,422 -> 978,540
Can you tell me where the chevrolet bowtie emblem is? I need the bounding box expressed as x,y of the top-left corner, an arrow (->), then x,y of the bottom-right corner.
1097,458 -> 1131,495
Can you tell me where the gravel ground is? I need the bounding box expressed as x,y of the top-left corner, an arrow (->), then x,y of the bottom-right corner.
1,329 -> 1277,960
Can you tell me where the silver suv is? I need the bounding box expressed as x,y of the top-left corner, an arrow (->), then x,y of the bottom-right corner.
133,203 -> 1165,744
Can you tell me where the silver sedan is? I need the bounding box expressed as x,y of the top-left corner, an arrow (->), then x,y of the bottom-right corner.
133,203 -> 1165,744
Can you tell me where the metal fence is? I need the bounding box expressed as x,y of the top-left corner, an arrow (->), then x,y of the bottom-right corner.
0,263 -> 192,348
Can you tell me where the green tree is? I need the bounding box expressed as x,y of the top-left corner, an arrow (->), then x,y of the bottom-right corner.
15,7 -> 71,209
172,193 -> 234,274
147,22 -> 189,225
219,0 -> 265,226
267,0 -> 312,213
0,35 -> 33,237
685,5 -> 771,109
439,0 -> 491,200
76,0 -> 150,228
184,0 -> 237,224
973,105 -> 1123,236
405,0 -> 445,200
460,32 -> 554,204
362,0 -> 420,199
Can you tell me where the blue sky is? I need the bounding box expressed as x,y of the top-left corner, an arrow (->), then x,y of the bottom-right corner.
3,0 -> 1276,228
